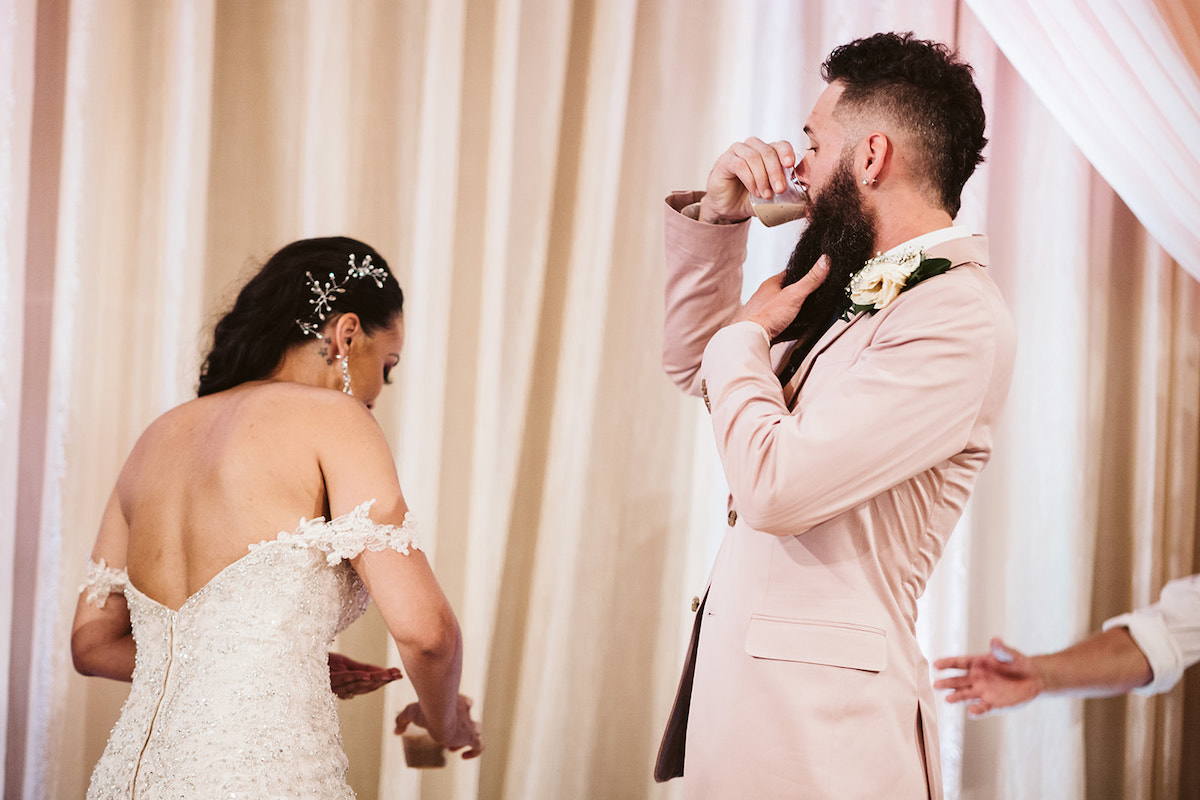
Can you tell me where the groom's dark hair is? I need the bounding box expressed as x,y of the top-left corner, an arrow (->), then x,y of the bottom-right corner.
822,32 -> 987,218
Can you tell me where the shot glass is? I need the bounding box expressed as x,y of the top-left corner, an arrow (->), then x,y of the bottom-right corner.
401,731 -> 447,768
748,170 -> 807,227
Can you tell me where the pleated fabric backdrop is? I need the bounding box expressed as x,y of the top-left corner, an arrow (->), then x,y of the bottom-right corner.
2,1 -> 1197,798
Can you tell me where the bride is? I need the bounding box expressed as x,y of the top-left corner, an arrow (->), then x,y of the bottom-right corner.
70,237 -> 482,798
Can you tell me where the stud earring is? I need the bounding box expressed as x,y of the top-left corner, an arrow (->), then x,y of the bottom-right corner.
338,355 -> 353,396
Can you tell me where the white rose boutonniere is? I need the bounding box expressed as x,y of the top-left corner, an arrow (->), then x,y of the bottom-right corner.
842,248 -> 954,320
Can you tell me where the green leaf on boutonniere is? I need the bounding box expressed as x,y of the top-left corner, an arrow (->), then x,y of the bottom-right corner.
843,299 -> 877,320
903,257 -> 953,290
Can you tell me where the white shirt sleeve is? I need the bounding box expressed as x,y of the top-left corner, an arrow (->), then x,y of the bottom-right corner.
1102,574 -> 1200,695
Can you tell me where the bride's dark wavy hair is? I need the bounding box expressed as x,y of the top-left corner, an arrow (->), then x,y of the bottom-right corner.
197,237 -> 404,397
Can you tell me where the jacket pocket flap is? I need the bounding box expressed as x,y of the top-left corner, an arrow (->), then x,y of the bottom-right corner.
744,615 -> 887,672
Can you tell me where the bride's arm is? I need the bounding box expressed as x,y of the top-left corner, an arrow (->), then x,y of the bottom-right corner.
71,489 -> 136,682
351,546 -> 479,756
322,399 -> 482,757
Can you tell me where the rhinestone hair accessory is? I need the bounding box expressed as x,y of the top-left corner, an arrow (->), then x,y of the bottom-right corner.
296,254 -> 389,338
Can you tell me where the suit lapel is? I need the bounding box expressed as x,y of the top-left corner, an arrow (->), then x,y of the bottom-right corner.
783,313 -> 864,407
782,234 -> 989,408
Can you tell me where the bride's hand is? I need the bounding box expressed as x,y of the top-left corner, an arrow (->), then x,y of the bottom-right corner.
395,695 -> 483,759
328,652 -> 403,699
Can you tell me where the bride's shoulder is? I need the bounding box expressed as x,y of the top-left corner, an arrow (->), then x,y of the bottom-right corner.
200,381 -> 369,418
134,383 -> 372,450
241,380 -> 357,406
252,382 -> 375,425
236,384 -> 384,451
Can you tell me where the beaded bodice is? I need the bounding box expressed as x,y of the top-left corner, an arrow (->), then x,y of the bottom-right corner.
83,502 -> 418,800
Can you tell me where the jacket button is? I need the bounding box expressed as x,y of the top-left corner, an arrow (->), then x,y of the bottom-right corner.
691,596 -> 700,612
727,509 -> 737,526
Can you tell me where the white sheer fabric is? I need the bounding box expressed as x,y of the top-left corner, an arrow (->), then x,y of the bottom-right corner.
0,0 -> 36,793
4,1 -> 1198,799
964,0 -> 1200,280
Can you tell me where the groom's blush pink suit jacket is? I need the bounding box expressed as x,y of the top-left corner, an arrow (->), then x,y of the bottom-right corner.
660,191 -> 1016,800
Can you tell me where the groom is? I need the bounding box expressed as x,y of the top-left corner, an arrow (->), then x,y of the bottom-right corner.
655,33 -> 1016,799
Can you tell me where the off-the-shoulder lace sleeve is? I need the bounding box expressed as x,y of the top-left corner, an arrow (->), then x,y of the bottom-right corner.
79,558 -> 128,609
254,499 -> 422,565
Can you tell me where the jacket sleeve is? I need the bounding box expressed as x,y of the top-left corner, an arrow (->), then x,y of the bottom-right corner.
701,270 -> 1013,535
661,191 -> 751,396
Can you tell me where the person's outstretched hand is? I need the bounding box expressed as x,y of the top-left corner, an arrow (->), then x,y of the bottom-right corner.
732,257 -> 830,341
933,637 -> 1043,717
328,652 -> 403,699
395,695 -> 483,760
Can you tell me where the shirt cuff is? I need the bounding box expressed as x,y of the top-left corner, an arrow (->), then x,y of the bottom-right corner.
1102,610 -> 1184,695
666,189 -> 705,217
665,190 -> 751,225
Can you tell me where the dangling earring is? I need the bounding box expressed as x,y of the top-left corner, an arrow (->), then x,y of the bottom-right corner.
338,355 -> 353,396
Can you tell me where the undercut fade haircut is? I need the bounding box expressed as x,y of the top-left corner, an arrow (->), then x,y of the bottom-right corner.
822,31 -> 987,218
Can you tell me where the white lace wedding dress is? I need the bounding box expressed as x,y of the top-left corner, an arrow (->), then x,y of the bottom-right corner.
80,501 -> 419,799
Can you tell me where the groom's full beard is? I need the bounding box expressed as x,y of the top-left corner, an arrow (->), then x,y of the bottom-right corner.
776,160 -> 878,343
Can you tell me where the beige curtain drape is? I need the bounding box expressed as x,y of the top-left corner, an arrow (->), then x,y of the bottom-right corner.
3,1 -> 1197,798
963,0 -> 1200,279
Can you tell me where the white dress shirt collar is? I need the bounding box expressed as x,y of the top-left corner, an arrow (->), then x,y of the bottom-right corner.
875,225 -> 972,259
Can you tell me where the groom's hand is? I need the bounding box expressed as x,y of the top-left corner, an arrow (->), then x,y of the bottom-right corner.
733,256 -> 830,340
700,137 -> 798,225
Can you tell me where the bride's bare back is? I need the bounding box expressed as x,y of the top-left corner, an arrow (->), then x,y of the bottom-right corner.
118,381 -> 349,609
